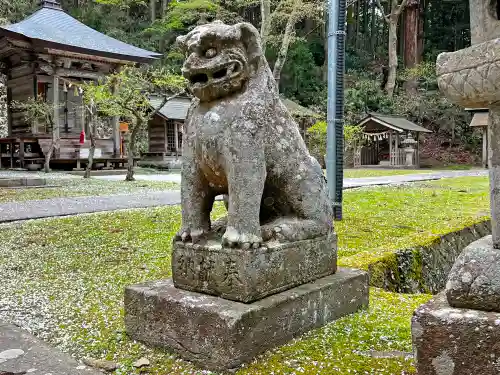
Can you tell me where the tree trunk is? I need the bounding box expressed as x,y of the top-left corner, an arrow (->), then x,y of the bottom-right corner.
44,141 -> 54,173
83,115 -> 95,179
125,120 -> 142,182
370,1 -> 377,56
150,0 -> 156,23
260,0 -> 271,54
161,0 -> 168,15
44,120 -> 58,173
347,6 -> 355,48
417,0 -> 425,62
386,19 -> 398,96
273,8 -> 297,88
403,0 -> 420,68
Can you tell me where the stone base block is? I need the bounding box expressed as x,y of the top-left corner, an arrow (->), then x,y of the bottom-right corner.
124,268 -> 369,371
412,292 -> 500,375
172,233 -> 337,303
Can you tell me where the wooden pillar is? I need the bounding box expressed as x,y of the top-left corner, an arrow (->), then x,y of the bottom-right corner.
416,132 -> 420,167
389,131 -> 393,166
111,118 -> 119,156
53,75 -> 60,158
483,126 -> 488,168
163,119 -> 168,153
174,121 -> 179,156
111,83 -> 119,156
19,139 -> 24,168
80,94 -> 86,135
395,132 -> 400,166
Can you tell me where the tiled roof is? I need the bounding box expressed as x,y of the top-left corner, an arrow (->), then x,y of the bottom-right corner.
0,1 -> 161,62
150,96 -> 192,120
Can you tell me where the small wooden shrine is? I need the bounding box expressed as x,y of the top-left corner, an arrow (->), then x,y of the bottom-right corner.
466,108 -> 489,168
0,0 -> 160,170
354,113 -> 432,168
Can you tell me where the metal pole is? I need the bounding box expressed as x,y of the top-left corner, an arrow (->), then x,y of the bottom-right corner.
326,0 -> 346,220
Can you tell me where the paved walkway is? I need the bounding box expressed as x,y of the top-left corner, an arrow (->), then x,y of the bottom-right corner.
0,170 -> 487,223
0,322 -> 100,374
93,169 -> 487,186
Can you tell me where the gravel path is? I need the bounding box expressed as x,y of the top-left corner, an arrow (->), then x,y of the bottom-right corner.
0,169 -> 487,223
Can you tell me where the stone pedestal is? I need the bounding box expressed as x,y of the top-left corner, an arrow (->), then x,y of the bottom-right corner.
125,268 -> 369,372
172,233 -> 337,303
412,292 -> 500,375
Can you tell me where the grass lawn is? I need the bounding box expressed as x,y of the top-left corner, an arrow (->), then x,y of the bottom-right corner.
338,176 -> 490,269
0,177 -> 178,203
0,176 -> 489,374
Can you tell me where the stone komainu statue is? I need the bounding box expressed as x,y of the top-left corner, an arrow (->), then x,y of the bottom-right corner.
175,21 -> 334,249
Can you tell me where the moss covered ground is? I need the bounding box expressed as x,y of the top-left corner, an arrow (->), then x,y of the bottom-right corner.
338,176 -> 489,269
0,176 -> 488,374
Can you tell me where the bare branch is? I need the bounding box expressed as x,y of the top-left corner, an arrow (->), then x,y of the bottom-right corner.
375,0 -> 390,22
395,0 -> 409,16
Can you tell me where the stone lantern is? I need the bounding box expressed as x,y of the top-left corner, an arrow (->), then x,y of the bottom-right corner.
401,133 -> 417,167
411,1 -> 500,374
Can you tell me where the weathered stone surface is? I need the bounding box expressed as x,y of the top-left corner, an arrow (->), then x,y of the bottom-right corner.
172,232 -> 337,303
174,21 -> 333,249
124,268 -> 369,371
0,178 -> 46,187
412,292 -> 500,375
445,235 -> 500,311
469,0 -> 500,45
0,322 -> 101,374
436,39 -> 500,108
82,358 -> 119,372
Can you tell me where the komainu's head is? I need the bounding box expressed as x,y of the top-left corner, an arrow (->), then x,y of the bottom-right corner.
176,21 -> 263,102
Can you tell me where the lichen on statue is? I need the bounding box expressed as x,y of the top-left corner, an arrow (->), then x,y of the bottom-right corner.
174,20 -> 334,249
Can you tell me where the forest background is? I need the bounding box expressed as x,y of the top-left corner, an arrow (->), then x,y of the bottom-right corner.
0,0 -> 477,166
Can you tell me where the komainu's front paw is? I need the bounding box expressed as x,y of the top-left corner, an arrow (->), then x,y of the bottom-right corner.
222,226 -> 262,249
174,227 -> 208,243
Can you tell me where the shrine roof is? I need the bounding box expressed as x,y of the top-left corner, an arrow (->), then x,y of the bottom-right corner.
0,0 -> 161,63
358,113 -> 432,133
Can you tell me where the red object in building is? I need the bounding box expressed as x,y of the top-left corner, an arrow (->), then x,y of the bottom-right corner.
79,130 -> 85,144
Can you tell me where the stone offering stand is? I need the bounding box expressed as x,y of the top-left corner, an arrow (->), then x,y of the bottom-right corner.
123,20 -> 369,372
412,1 -> 500,374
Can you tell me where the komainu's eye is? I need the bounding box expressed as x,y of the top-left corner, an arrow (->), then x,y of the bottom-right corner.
205,48 -> 217,58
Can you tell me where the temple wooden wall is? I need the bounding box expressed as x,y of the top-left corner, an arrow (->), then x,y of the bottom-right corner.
148,115 -> 166,153
8,63 -> 35,136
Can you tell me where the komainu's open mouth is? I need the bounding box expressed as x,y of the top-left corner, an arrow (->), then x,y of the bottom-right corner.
187,61 -> 242,86
190,73 -> 209,84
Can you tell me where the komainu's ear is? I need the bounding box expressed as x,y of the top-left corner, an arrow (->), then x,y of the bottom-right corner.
234,22 -> 263,67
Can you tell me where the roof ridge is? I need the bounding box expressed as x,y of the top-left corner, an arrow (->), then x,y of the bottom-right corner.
369,112 -> 406,119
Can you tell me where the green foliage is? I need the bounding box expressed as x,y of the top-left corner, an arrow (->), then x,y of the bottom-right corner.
0,0 -> 34,24
306,120 -> 364,165
11,96 -> 58,131
83,66 -> 185,125
148,0 -> 218,35
279,40 -> 325,106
